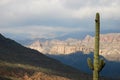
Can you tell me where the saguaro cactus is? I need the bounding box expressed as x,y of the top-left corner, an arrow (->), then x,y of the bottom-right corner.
87,13 -> 105,80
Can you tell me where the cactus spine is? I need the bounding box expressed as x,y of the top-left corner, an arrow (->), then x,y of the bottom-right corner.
87,13 -> 105,80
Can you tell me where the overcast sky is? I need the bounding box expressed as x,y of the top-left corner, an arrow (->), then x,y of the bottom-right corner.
0,0 -> 120,39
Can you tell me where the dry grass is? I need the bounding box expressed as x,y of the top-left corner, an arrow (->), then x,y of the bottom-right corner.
23,72 -> 71,80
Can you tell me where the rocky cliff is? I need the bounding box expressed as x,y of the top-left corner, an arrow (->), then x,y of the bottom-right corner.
28,33 -> 120,61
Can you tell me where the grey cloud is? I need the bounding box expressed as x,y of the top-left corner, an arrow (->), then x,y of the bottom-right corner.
61,0 -> 119,9
0,0 -> 120,39
0,25 -> 90,39
1,0 -> 120,23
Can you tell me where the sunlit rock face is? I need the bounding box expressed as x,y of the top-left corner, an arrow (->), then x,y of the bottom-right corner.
28,40 -> 44,52
28,33 -> 120,61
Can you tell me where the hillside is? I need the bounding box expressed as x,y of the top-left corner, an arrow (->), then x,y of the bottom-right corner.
26,33 -> 120,79
0,33 -> 94,80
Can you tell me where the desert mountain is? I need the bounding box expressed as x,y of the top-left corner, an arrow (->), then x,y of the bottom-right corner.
28,33 -> 120,61
26,33 -> 120,79
0,33 -> 93,80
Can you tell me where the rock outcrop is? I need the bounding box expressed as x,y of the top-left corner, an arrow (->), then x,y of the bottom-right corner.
28,40 -> 43,52
27,33 -> 120,61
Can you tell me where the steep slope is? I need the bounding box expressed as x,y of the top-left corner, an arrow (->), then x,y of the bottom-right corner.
0,33 -> 92,80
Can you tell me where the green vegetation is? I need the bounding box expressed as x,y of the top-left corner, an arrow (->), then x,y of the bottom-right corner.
87,13 -> 105,80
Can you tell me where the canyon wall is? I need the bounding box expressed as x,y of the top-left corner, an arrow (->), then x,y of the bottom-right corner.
28,33 -> 120,61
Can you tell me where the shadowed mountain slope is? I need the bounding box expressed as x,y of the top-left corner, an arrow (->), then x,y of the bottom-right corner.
47,52 -> 120,80
0,33 -> 93,80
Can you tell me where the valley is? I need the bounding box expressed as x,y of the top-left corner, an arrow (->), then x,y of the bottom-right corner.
1,0 -> 120,80
26,33 -> 120,79
0,33 -> 119,80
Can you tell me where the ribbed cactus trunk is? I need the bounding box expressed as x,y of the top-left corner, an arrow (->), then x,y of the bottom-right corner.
87,13 -> 105,80
93,12 -> 100,80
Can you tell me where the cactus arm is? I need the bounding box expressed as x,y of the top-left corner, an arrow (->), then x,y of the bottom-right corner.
98,58 -> 105,72
87,57 -> 94,70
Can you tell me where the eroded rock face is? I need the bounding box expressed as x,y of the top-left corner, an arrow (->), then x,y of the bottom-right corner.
28,40 -> 44,52
27,33 -> 120,61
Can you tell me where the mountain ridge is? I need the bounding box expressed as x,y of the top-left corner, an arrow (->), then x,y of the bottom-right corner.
0,33 -> 93,80
27,33 -> 120,61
